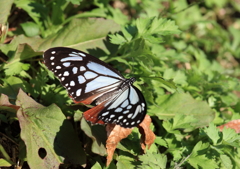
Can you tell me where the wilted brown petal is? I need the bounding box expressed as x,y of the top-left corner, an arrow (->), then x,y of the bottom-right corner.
217,119 -> 240,133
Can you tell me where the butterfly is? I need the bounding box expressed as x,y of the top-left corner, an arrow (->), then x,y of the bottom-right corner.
43,47 -> 146,128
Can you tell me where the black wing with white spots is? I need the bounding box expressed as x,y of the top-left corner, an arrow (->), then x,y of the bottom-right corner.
43,47 -> 146,128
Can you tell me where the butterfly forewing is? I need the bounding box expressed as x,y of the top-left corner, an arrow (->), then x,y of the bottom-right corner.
43,47 -> 147,128
43,47 -> 124,104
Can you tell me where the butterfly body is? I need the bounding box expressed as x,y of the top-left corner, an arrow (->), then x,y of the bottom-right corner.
43,47 -> 146,128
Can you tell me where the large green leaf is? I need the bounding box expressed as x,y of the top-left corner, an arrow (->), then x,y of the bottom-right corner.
0,0 -> 14,24
149,92 -> 215,128
38,18 -> 120,54
16,89 -> 86,168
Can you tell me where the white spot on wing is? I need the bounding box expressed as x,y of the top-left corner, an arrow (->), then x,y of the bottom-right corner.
51,62 -> 54,65
118,116 -> 124,120
61,56 -> 82,62
79,53 -> 86,57
115,108 -> 122,112
51,51 -> 56,54
110,115 -> 115,119
69,53 -> 80,57
131,122 -> 135,125
56,66 -> 61,69
50,56 -> 55,60
70,81 -> 75,86
123,110 -> 129,114
102,112 -> 109,116
80,66 -> 86,71
84,71 -> 98,79
72,67 -> 78,74
76,89 -> 82,96
63,62 -> 71,67
78,75 -> 86,84
127,105 -> 132,110
127,113 -> 133,118
63,71 -> 69,76
131,105 -> 141,119
61,77 -> 65,81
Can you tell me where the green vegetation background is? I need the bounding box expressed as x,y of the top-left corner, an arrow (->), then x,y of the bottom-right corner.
0,0 -> 240,168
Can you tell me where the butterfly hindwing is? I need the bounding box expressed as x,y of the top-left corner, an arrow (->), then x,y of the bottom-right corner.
43,47 -> 147,128
98,86 -> 146,128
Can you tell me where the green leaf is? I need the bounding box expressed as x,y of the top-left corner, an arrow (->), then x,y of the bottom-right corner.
190,141 -> 209,157
138,152 -> 167,169
0,76 -> 27,100
136,17 -> 181,39
20,22 -> 40,37
91,162 -> 102,169
14,0 -> 47,28
154,137 -> 168,148
67,0 -> 82,5
0,0 -> 14,23
187,142 -> 216,169
150,92 -> 215,129
80,118 -> 107,156
109,34 -> 127,45
0,35 -> 43,57
38,18 -> 120,54
220,154 -> 233,169
116,155 -> 138,169
172,114 -> 198,130
204,123 -> 220,145
163,114 -> 198,134
222,127 -> 240,147
3,43 -> 41,76
16,89 -> 86,168
0,159 -> 13,167
188,155 -> 218,169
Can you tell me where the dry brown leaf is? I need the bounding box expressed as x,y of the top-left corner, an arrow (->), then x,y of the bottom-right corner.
105,115 -> 156,166
138,114 -> 156,152
217,119 -> 240,133
106,124 -> 133,166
